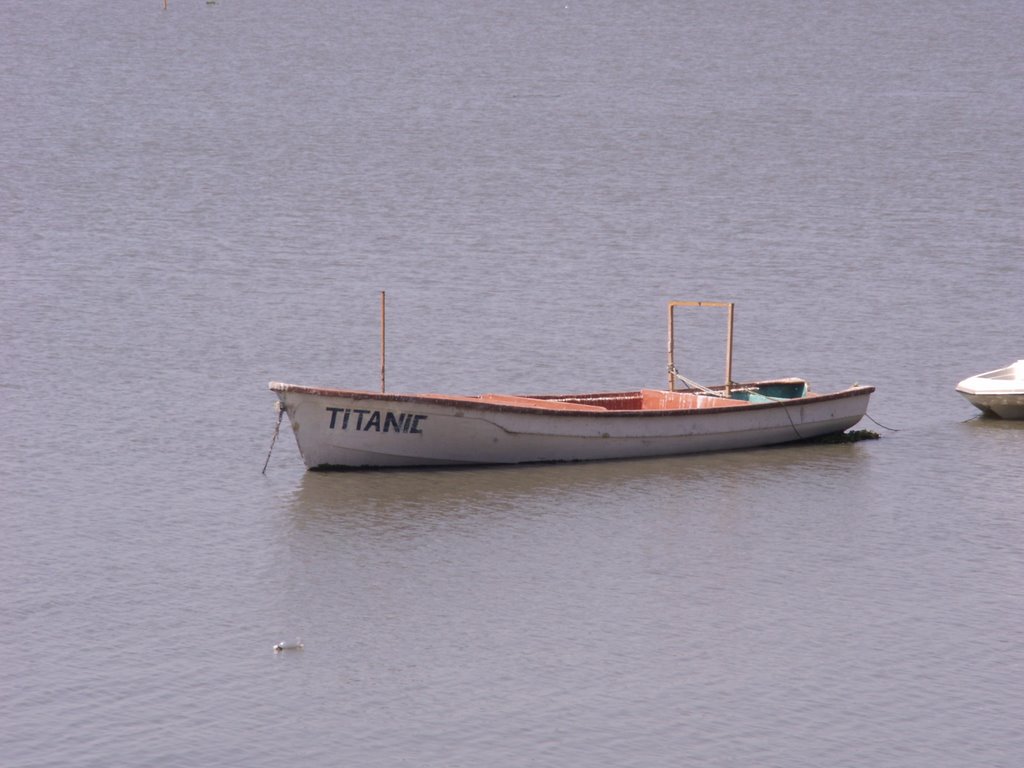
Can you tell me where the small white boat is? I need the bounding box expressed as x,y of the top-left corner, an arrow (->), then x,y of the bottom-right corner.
268,301 -> 875,469
955,360 -> 1024,419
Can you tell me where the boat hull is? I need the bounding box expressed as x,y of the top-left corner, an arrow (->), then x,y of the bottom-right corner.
956,393 -> 1024,420
269,382 -> 874,469
956,361 -> 1024,419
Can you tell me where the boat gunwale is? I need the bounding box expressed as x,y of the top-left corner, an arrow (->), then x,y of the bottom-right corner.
956,360 -> 1024,389
956,382 -> 1024,397
268,380 -> 875,417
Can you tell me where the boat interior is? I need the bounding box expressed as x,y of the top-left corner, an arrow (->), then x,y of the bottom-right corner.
477,382 -> 810,412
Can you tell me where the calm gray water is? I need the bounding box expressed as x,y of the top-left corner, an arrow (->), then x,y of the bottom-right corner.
2,1 -> 1023,765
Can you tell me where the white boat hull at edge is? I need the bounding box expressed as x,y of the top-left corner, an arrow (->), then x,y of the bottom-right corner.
956,360 -> 1024,419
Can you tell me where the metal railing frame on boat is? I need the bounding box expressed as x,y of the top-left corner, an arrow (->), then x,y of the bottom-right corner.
667,301 -> 735,395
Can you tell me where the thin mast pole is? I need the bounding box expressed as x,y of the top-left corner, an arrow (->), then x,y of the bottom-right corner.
725,303 -> 734,395
380,290 -> 386,393
667,303 -> 676,391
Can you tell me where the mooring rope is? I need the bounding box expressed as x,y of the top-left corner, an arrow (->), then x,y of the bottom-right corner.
262,401 -> 285,475
780,402 -> 805,441
862,411 -> 899,432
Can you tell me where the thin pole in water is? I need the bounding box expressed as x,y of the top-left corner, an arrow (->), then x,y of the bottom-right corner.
380,291 -> 386,393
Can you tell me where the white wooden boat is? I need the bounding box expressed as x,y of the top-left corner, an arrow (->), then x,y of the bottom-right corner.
955,360 -> 1024,419
269,379 -> 874,469
268,300 -> 875,469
